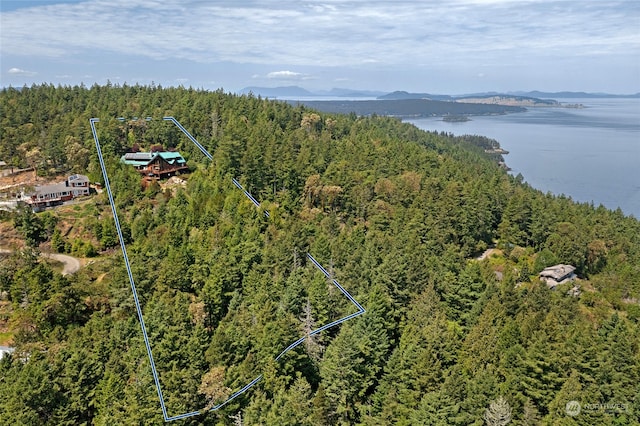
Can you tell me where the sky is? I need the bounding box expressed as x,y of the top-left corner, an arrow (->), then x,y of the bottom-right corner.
1,0 -> 639,94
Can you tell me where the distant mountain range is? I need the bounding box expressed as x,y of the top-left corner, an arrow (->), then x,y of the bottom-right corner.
239,86 -> 640,100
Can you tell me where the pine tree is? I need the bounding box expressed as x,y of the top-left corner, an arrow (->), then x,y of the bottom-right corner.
484,396 -> 512,426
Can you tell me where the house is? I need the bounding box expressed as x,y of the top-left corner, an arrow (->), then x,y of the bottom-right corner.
120,151 -> 188,180
25,174 -> 90,209
539,264 -> 577,289
67,174 -> 90,194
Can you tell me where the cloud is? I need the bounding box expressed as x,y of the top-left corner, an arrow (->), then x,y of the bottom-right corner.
7,67 -> 37,76
267,70 -> 309,80
0,0 -> 638,92
2,0 -> 637,67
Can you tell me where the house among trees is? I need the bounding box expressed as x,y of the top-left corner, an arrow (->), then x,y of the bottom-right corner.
25,174 -> 90,209
539,264 -> 577,289
120,151 -> 189,180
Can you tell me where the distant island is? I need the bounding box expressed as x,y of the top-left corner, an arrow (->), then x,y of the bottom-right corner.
451,95 -> 560,107
289,99 -> 525,118
513,90 -> 640,99
239,86 -> 640,100
238,86 -> 638,118
379,91 -> 583,108
442,115 -> 471,122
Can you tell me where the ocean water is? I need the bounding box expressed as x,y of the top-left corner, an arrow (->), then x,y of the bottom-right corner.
407,98 -> 640,218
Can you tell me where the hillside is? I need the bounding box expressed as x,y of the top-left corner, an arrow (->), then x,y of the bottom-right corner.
0,84 -> 639,425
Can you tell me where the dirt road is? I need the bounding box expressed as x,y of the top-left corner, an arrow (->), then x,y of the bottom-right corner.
0,248 -> 82,275
44,253 -> 81,275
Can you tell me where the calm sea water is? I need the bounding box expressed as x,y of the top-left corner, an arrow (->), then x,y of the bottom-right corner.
407,98 -> 640,218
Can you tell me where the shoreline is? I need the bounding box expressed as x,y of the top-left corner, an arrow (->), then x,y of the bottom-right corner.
405,98 -> 640,218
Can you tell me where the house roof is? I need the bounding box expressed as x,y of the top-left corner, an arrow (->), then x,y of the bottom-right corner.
68,174 -> 89,182
30,175 -> 89,197
121,152 -> 154,166
121,151 -> 186,166
158,152 -> 186,166
34,181 -> 70,196
0,161 -> 7,167
539,264 -> 576,281
123,152 -> 154,161
157,152 -> 185,161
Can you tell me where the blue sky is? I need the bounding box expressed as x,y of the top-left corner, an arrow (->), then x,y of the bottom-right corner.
1,0 -> 639,94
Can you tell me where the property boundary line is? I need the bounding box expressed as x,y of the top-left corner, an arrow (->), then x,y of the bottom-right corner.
90,117 -> 365,421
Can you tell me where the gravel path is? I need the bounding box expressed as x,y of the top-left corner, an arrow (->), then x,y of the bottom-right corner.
0,248 -> 82,275
44,253 -> 81,275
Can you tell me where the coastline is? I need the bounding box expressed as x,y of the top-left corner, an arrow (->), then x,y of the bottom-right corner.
406,98 -> 640,218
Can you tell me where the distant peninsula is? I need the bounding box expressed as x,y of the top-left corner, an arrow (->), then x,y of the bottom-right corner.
443,115 -> 471,122
289,99 -> 525,118
379,91 -> 580,108
379,90 -> 640,101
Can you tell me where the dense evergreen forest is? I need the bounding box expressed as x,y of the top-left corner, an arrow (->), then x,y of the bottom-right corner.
1,84 -> 639,425
289,98 -> 525,117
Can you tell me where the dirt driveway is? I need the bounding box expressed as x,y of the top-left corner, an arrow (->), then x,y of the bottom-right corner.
0,248 -> 82,275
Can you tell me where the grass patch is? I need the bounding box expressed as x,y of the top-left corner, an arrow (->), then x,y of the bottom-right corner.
0,331 -> 14,346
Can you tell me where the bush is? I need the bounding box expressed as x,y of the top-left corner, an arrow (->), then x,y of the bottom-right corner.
51,229 -> 66,253
625,303 -> 640,323
533,248 -> 558,274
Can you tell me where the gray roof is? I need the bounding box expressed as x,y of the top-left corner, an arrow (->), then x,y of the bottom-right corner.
34,181 -> 69,196
539,264 -> 576,281
123,152 -> 154,161
68,174 -> 89,182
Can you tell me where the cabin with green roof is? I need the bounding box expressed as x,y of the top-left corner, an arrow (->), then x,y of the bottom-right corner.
120,151 -> 188,180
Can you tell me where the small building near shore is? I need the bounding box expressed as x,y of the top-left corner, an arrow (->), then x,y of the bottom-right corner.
120,151 -> 188,180
539,264 -> 577,289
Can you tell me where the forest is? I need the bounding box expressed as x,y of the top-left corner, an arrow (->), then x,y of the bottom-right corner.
289,98 -> 524,118
0,83 -> 639,425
